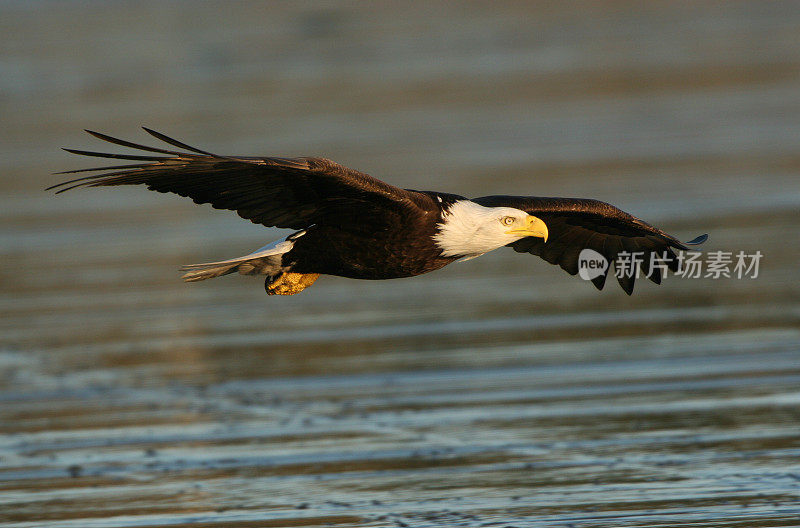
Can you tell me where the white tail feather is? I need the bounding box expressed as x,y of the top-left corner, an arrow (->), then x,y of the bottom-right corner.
180,234 -> 301,283
181,263 -> 240,282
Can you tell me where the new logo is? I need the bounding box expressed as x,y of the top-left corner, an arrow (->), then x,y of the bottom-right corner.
578,249 -> 609,281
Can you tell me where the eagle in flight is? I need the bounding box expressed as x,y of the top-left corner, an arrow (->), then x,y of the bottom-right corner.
49,129 -> 706,296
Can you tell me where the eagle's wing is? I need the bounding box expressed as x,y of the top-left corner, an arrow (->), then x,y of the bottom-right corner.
48,128 -> 419,230
473,195 -> 707,295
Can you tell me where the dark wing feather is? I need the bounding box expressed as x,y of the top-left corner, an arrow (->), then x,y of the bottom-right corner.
473,195 -> 707,295
49,129 -> 419,230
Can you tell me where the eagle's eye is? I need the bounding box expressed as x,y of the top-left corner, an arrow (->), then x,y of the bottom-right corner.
501,216 -> 515,226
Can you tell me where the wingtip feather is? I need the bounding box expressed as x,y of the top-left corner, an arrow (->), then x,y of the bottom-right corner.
685,234 -> 708,245
141,127 -> 217,156
590,272 -> 607,291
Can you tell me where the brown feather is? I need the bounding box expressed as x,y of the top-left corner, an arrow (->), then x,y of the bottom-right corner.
50,129 -> 423,231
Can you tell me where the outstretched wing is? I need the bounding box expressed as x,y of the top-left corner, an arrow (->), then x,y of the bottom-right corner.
48,128 -> 419,230
473,195 -> 707,295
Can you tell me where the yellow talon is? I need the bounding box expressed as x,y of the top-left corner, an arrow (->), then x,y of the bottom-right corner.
266,272 -> 320,295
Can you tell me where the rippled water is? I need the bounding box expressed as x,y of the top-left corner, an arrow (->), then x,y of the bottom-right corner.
2,2 -> 800,527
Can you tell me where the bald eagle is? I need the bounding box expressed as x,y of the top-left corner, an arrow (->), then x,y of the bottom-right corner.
49,129 -> 706,296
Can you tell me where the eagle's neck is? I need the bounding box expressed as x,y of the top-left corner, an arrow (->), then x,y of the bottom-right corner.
433,200 -> 505,259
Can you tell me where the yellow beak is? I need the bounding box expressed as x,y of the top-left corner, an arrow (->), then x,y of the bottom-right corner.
506,215 -> 549,242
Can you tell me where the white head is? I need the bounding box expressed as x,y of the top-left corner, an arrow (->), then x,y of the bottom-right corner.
433,200 -> 548,258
